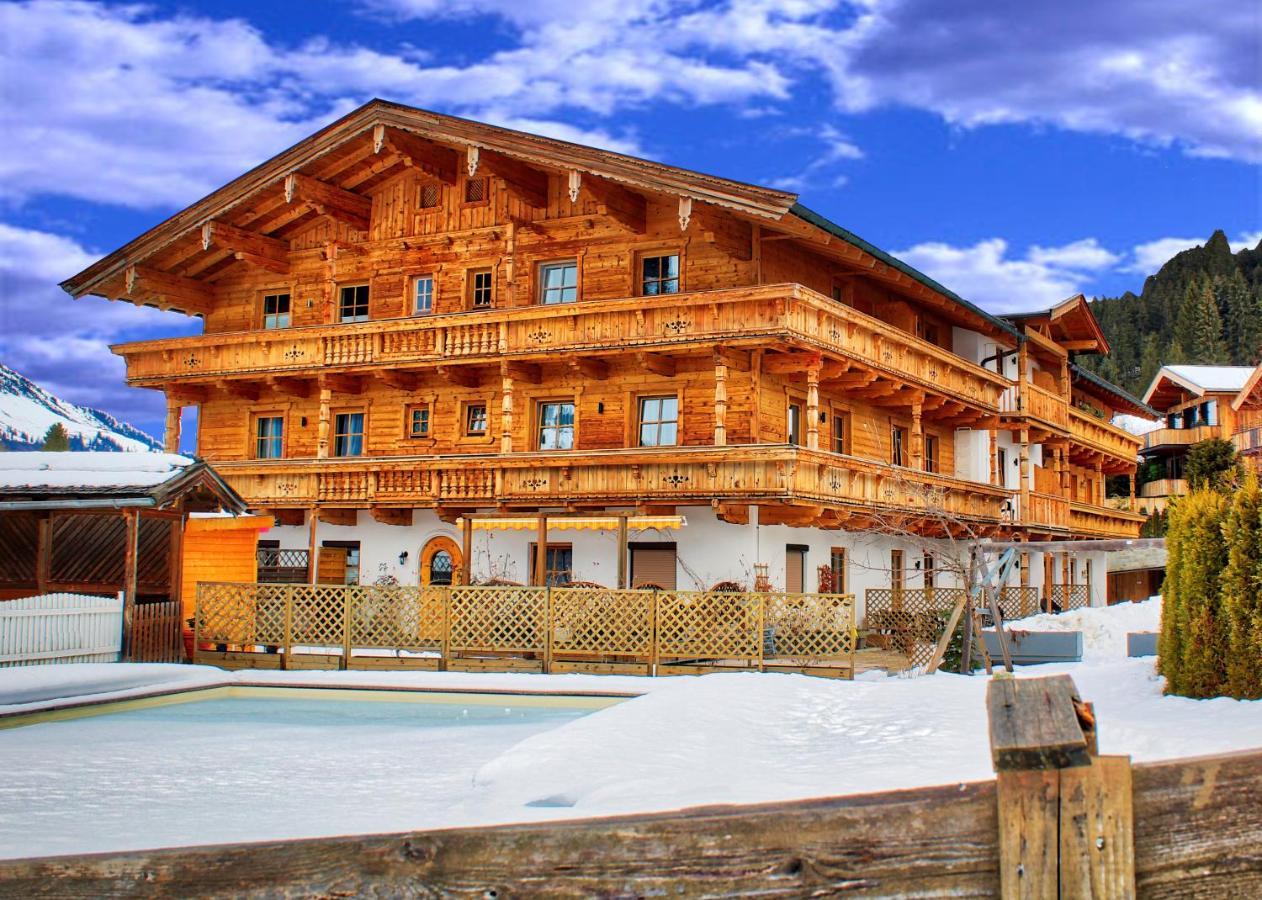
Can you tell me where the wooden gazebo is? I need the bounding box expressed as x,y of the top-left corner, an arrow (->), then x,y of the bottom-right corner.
0,453 -> 246,660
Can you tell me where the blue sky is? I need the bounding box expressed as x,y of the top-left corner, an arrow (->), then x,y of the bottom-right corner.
0,0 -> 1259,441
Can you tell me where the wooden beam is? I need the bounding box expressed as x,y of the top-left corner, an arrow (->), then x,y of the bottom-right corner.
370,507 -> 413,527
567,170 -> 647,233
265,377 -> 311,399
504,362 -> 542,384
124,265 -> 212,313
284,172 -> 371,230
569,357 -> 609,380
319,374 -> 363,395
714,347 -> 751,371
269,508 -> 305,527
467,146 -> 548,208
201,221 -> 289,274
222,381 -> 260,402
762,352 -> 822,374
320,508 -> 358,527
372,125 -> 459,185
637,353 -> 676,377
375,369 -> 420,391
165,385 -> 207,405
436,366 -> 480,389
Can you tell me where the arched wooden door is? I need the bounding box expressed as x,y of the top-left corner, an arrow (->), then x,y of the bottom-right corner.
420,536 -> 462,586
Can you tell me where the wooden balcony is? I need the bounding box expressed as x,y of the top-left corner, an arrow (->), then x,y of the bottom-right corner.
1069,501 -> 1146,539
1000,382 -> 1069,433
211,444 -> 1011,525
113,284 -> 1008,412
1068,408 -> 1142,464
1142,424 -> 1219,451
1139,478 -> 1186,499
1022,491 -> 1071,531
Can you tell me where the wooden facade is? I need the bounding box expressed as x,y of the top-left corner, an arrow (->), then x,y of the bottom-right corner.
63,101 -> 1150,561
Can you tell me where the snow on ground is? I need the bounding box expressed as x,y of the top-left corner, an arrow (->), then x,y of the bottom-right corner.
2,597 -> 1261,859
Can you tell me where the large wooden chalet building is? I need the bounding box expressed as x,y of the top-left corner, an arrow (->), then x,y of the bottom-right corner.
62,101 -> 1153,607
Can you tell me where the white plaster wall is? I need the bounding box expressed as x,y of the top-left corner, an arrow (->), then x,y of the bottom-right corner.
954,428 -> 989,483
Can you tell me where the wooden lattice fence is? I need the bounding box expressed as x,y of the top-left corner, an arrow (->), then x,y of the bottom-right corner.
194,583 -> 856,677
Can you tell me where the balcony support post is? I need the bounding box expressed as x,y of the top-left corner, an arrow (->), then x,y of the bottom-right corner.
714,361 -> 728,447
805,362 -> 820,451
1018,427 -> 1031,515
307,510 -> 319,586
1095,461 -> 1104,506
617,514 -> 629,589
989,428 -> 999,486
461,516 -> 473,585
534,515 -> 548,587
1129,473 -> 1136,507
164,397 -> 182,454
911,398 -> 924,470
316,387 -> 332,459
501,365 -> 514,454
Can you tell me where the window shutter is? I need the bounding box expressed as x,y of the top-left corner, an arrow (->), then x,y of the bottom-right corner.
785,546 -> 806,593
631,545 -> 677,590
316,546 -> 347,585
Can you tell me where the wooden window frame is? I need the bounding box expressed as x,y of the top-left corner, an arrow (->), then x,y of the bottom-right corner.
321,539 -> 362,586
636,394 -> 680,448
890,421 -> 910,467
535,398 -> 577,452
336,283 -> 370,324
461,175 -> 490,208
891,549 -> 905,591
922,553 -> 935,588
528,542 -> 574,586
404,403 -> 432,440
466,267 -> 495,310
331,408 -> 367,458
462,400 -> 490,438
536,258 -> 581,305
259,289 -> 292,330
632,245 -> 685,297
829,405 -> 851,455
417,180 -> 442,211
250,411 -> 286,460
412,274 -> 436,316
829,547 -> 847,594
786,394 -> 805,446
924,433 -> 939,474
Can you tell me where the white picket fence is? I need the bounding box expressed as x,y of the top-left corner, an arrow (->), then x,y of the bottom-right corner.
0,593 -> 123,667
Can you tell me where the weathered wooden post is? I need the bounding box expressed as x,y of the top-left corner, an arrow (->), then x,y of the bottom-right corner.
987,674 -> 1135,898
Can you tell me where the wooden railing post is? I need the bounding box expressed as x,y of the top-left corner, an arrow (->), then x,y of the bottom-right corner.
988,674 -> 1135,898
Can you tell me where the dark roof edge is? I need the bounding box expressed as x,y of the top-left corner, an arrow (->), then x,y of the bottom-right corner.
788,203 -> 1023,342
1070,362 -> 1160,418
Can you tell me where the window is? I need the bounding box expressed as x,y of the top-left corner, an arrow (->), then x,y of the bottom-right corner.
997,447 -> 1008,486
924,434 -> 939,474
262,292 -> 290,329
829,548 -> 847,594
538,401 -> 575,450
333,412 -> 364,457
530,543 -> 573,586
321,540 -> 360,586
255,415 -> 283,459
406,404 -> 430,438
413,276 -> 434,315
464,177 -> 488,204
1204,399 -> 1219,426
469,269 -> 493,308
539,260 -> 578,304
785,545 -> 807,593
638,396 -> 678,447
922,323 -> 940,346
641,254 -> 680,295
891,549 -> 905,591
831,411 -> 849,455
464,403 -> 488,436
338,284 -> 369,323
788,402 -> 802,445
923,554 -> 935,588
418,182 -> 441,209
891,424 -> 908,466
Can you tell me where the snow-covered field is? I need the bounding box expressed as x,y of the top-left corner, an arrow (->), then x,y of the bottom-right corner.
2,598 -> 1261,860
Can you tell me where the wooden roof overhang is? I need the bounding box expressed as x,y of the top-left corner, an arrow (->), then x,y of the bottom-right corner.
62,100 -> 1021,347
1231,364 -> 1262,411
1006,295 -> 1110,356
0,461 -> 248,514
1071,363 -> 1157,419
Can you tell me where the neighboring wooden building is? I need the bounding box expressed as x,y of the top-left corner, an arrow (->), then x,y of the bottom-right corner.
0,452 -> 247,660
60,101 -> 1154,609
181,514 -> 275,620
1139,365 -> 1255,515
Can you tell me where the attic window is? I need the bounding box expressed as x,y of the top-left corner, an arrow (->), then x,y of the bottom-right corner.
419,182 -> 441,209
464,177 -> 488,204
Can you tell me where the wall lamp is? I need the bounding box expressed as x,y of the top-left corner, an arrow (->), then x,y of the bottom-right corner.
398,551 -> 409,565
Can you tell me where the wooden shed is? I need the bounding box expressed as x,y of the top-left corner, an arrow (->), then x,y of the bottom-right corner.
0,452 -> 246,661
181,514 -> 274,621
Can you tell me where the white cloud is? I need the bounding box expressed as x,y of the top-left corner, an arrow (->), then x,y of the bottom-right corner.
768,124 -> 864,190
892,237 -> 1108,312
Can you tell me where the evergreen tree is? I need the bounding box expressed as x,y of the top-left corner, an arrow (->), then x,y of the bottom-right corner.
40,423 -> 70,452
1137,333 -> 1163,397
1185,438 -> 1240,491
1174,276 -> 1230,364
1158,489 -> 1229,697
1218,270 -> 1262,365
1222,472 -> 1262,698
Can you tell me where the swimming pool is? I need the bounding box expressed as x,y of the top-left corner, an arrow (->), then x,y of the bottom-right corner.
0,687 -> 613,859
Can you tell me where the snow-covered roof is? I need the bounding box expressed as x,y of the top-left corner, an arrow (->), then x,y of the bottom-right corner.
1142,364 -> 1255,408
1113,414 -> 1163,437
0,452 -> 194,492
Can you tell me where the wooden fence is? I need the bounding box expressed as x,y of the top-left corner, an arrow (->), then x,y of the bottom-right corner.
126,600 -> 183,664
0,593 -> 121,667
3,674 -> 1257,897
194,583 -> 857,677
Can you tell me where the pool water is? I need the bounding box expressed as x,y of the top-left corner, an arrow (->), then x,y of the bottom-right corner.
0,692 -> 597,859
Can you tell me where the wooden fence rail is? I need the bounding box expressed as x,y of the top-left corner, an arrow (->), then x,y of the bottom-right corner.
126,600 -> 184,664
194,583 -> 857,677
2,674 -> 1257,897
0,593 -> 121,666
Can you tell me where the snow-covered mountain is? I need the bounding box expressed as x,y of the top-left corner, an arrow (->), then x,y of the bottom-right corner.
0,363 -> 161,452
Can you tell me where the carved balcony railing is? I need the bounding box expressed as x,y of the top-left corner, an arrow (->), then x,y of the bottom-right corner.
211,445 -> 1012,525
1068,408 -> 1143,462
1021,490 -> 1071,531
113,284 -> 1009,412
1142,424 -> 1220,451
1068,501 -> 1146,538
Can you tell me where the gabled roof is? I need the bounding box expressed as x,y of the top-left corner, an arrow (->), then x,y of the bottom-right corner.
1070,363 -> 1158,418
61,99 -> 1018,343
1231,363 -> 1262,411
1005,294 -> 1110,355
0,452 -> 247,512
1142,364 -> 1255,409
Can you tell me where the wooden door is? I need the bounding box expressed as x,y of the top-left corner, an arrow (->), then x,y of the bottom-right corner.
785,545 -> 807,593
316,546 -> 347,585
